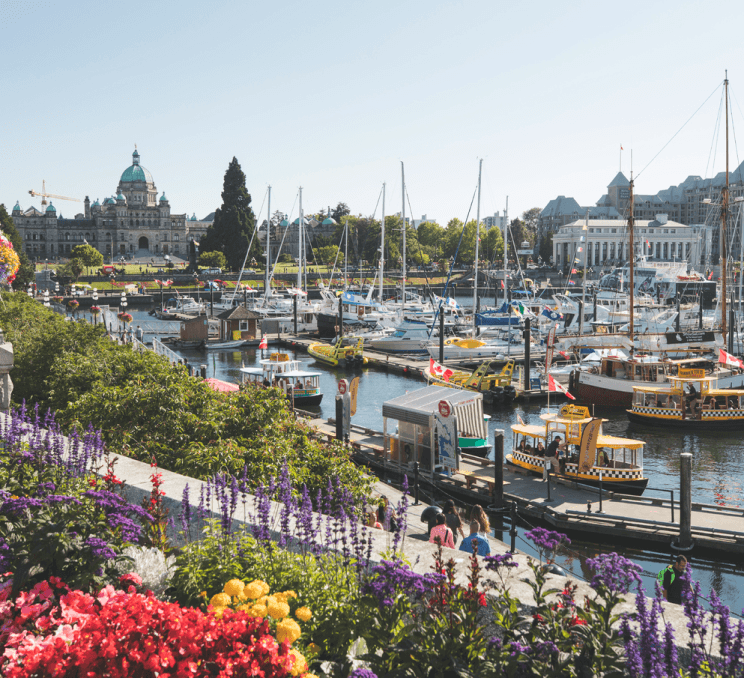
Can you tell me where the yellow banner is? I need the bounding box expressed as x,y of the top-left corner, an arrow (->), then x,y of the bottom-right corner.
679,368 -> 705,379
578,418 -> 602,474
349,376 -> 360,416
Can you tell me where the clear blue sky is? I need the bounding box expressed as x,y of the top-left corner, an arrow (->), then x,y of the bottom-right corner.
3,0 -> 744,226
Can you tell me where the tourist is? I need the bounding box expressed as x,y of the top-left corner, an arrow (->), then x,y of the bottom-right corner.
443,499 -> 465,546
377,497 -> 398,531
470,504 -> 490,535
428,513 -> 454,549
136,325 -> 143,342
368,511 -> 382,530
661,555 -> 687,604
421,505 -> 443,537
535,442 -> 545,457
544,435 -> 565,480
459,521 -> 491,556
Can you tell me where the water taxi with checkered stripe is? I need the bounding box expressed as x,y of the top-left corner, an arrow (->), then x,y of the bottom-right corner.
506,404 -> 648,495
627,368 -> 744,430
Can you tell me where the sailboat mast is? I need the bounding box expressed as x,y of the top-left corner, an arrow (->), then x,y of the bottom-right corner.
401,161 -> 406,313
344,217 -> 349,290
629,174 -> 635,337
503,196 -> 509,304
380,182 -> 386,301
580,210 -> 588,335
472,159 -> 482,331
265,185 -> 271,299
722,72 -> 729,340
298,188 -> 303,290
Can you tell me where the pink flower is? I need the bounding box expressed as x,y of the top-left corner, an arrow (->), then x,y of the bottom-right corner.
54,624 -> 77,643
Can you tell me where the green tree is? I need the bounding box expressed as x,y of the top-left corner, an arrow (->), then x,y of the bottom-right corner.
199,251 -> 228,270
539,230 -> 554,264
59,258 -> 84,281
70,244 -> 103,275
331,202 -> 350,223
0,204 -> 34,288
316,245 -> 342,268
200,158 -> 257,271
522,207 -> 541,234
417,221 -> 444,249
482,225 -> 505,264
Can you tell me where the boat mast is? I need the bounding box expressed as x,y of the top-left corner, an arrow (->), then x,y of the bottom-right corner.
380,182 -> 386,301
473,159 -> 482,331
629,173 -> 635,337
722,71 -> 729,341
580,209 -> 588,335
297,187 -> 303,290
265,185 -> 271,300
503,196 -> 509,304
401,161 -> 406,313
344,216 -> 349,290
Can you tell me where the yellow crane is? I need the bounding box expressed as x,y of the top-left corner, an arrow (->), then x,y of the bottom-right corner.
28,180 -> 80,207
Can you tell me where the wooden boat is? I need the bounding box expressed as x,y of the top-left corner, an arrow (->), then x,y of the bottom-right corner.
240,353 -> 323,406
202,338 -> 246,350
308,336 -> 365,368
425,359 -> 516,405
626,368 -> 744,430
506,404 -> 648,495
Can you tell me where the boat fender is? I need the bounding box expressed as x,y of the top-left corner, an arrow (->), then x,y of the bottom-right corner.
547,563 -> 566,576
404,367 -> 408,372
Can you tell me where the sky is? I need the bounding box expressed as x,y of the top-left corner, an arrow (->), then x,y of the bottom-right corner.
3,0 -> 744,227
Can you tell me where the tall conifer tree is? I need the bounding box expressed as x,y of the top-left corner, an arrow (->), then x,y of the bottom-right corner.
201,158 -> 257,271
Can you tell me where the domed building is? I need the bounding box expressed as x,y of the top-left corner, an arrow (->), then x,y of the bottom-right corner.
12,149 -> 213,261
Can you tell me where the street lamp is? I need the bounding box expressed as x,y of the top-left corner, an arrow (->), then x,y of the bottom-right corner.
91,290 -> 99,324
43,290 -> 50,307
26,285 -> 33,298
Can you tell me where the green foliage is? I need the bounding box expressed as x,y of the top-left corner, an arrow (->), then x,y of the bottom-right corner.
71,244 -> 104,270
0,203 -> 34,288
278,253 -> 294,264
199,251 -> 227,270
200,157 -> 258,271
59,257 -> 84,280
539,230 -> 554,264
0,292 -> 372,500
316,245 -> 343,267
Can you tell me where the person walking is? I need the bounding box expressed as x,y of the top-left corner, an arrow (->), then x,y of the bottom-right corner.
661,555 -> 688,604
429,513 -> 455,549
443,500 -> 465,546
544,435 -> 565,480
136,325 -> 144,342
459,521 -> 491,556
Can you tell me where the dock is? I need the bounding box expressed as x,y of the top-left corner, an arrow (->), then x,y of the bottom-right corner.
305,416 -> 744,557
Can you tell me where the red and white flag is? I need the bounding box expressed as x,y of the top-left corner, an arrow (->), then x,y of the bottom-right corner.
429,358 -> 453,382
500,280 -> 505,289
258,335 -> 268,350
558,350 -> 570,359
719,348 -> 744,369
517,414 -> 525,426
548,374 -> 575,400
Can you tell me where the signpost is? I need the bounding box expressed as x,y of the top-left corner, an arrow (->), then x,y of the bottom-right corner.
434,399 -> 458,471
337,380 -> 351,439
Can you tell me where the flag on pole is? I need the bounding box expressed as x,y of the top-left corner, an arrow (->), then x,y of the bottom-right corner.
500,280 -> 505,289
568,280 -> 576,285
708,271 -> 713,280
559,350 -> 570,359
577,247 -> 583,252
429,358 -> 453,382
719,348 -> 744,369
548,374 -> 575,400
571,269 -> 578,274
621,144 -> 624,151
517,414 -> 525,426
258,335 -> 268,350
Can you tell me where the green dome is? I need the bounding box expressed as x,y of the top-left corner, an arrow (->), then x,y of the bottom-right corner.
120,149 -> 154,184
116,193 -> 125,201
92,199 -> 100,207
322,217 -> 337,225
280,219 -> 289,227
159,193 -> 167,202
46,202 -> 56,213
104,197 -> 116,205
12,201 -> 20,212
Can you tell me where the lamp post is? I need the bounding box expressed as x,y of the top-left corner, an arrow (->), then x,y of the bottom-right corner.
91,290 -> 99,324
26,285 -> 33,298
43,290 -> 50,307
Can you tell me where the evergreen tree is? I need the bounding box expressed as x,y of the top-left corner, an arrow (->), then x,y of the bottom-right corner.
0,204 -> 34,288
200,158 -> 257,271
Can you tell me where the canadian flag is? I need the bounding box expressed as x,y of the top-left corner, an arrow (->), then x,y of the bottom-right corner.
558,350 -> 570,359
548,374 -> 575,400
719,348 -> 744,369
258,336 -> 268,350
429,358 -> 454,382
500,280 -> 505,289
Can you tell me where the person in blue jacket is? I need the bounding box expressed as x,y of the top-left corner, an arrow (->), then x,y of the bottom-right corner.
459,521 -> 491,556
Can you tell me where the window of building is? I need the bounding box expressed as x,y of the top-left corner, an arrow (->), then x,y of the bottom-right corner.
239,321 -> 250,331
174,234 -> 179,241
611,228 -> 617,234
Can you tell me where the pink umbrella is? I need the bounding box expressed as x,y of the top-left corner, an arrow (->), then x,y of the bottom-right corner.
204,378 -> 239,393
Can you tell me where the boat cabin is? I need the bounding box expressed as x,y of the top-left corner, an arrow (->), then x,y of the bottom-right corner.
240,353 -> 323,405
382,385 -> 487,475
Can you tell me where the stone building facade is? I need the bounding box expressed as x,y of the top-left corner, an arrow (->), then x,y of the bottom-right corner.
11,150 -> 212,261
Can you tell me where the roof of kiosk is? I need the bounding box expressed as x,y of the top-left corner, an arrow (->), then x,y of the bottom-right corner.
382,385 -> 482,427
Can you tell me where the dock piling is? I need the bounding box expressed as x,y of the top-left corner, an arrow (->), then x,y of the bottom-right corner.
493,429 -> 504,505
413,461 -> 420,505
293,295 -> 298,335
509,501 -> 517,554
598,471 -> 604,513
679,452 -> 693,550
439,312 -> 444,364
523,318 -> 531,392
200,364 -> 207,379
335,396 -> 343,441
546,464 -> 552,502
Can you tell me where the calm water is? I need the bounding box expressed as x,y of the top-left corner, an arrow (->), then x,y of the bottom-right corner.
121,306 -> 744,613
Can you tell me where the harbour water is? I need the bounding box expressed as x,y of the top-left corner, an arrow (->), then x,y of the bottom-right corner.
120,306 -> 744,613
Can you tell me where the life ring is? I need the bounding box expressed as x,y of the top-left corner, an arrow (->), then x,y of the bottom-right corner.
465,315 -> 472,322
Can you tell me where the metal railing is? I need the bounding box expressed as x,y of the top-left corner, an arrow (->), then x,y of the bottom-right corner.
153,337 -> 182,365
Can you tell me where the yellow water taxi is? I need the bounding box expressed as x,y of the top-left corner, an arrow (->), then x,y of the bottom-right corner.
507,404 -> 648,495
308,336 -> 365,368
425,359 -> 516,405
627,367 -> 744,430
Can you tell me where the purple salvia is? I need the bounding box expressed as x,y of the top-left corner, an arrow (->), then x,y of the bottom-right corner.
709,588 -> 733,676
621,616 -> 643,678
180,484 -> 192,538
683,572 -> 708,678
663,622 -> 678,677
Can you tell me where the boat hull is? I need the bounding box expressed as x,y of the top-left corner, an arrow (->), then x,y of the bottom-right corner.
627,409 -> 744,430
291,392 -> 324,407
575,379 -> 633,408
203,340 -> 246,350
506,452 -> 648,496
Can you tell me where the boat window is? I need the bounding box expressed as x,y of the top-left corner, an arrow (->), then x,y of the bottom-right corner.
393,331 -> 405,337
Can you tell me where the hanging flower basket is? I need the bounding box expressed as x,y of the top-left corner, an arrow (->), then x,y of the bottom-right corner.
52,296 -> 63,304
0,232 -> 20,286
90,305 -> 101,315
67,300 -> 80,310
118,312 -> 133,324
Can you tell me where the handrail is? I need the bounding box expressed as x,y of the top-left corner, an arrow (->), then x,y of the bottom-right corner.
152,337 -> 182,365
612,486 -> 675,523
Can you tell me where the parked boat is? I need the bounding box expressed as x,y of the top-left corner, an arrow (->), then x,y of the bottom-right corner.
627,368 -> 744,430
507,404 -> 648,495
425,358 -> 516,405
240,353 -> 323,406
308,336 -> 365,368
202,338 -> 247,350
368,321 -> 434,354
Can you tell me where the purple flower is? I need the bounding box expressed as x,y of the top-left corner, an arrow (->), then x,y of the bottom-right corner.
484,553 -> 519,572
349,670 -> 378,678
363,559 -> 444,607
586,552 -> 642,596
525,526 -> 570,556
86,536 -> 117,560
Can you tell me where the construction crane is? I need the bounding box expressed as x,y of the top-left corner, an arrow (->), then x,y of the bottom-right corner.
28,180 -> 80,207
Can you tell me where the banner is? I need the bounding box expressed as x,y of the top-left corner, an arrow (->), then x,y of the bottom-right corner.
578,418 -> 602,474
434,400 -> 458,471
544,326 -> 556,374
664,331 -> 716,345
349,376 -> 360,416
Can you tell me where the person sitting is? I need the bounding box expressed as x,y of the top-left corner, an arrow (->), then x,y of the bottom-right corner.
429,513 -> 455,549
535,442 -> 545,457
294,380 -> 303,389
368,511 -> 382,530
524,444 -> 534,455
518,439 -> 527,453
459,521 -> 491,556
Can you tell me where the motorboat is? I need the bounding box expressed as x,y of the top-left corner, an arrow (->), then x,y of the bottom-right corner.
240,353 -> 323,407
507,404 -> 648,495
368,321 -> 434,354
424,358 -> 516,405
308,336 -> 365,367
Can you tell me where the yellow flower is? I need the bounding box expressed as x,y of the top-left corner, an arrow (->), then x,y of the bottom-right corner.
289,649 -> 308,676
276,618 -> 302,644
295,607 -> 312,622
209,592 -> 231,608
267,596 -> 291,620
250,603 -> 268,618
276,590 -> 298,601
223,579 -> 244,598
199,591 -> 207,598
237,604 -> 251,612
305,642 -> 321,657
243,580 -> 270,600
212,607 -> 226,618
303,674 -> 319,678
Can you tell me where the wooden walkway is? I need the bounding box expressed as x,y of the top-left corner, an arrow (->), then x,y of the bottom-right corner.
306,417 -> 744,557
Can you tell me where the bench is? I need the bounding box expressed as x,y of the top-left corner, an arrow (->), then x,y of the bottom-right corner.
459,469 -> 495,493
